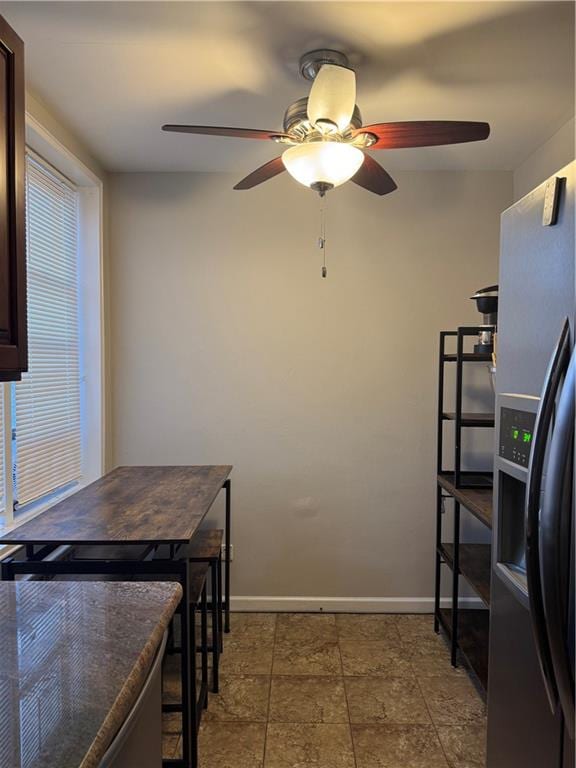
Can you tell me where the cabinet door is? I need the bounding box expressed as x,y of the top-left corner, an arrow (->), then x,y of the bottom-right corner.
0,15 -> 25,379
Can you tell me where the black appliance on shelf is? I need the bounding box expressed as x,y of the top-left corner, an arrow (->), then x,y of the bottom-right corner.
470,285 -> 498,354
487,163 -> 575,768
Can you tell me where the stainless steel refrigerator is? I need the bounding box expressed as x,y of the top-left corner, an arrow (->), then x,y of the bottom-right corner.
487,161 -> 575,768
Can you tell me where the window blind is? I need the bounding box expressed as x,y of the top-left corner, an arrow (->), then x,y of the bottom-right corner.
14,155 -> 81,507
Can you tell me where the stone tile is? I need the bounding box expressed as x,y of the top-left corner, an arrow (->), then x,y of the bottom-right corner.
437,725 -> 487,768
220,636 -> 274,675
401,629 -> 448,653
269,676 -> 348,723
205,675 -> 270,722
273,638 -> 342,675
336,614 -> 400,641
418,676 -> 486,725
339,640 -> 414,677
352,724 -> 450,768
276,613 -> 337,642
199,722 -> 266,768
345,677 -> 431,725
230,613 -> 277,639
264,723 -> 355,768
162,733 -> 181,759
403,634 -> 467,678
160,613 -> 485,768
395,615 -> 436,641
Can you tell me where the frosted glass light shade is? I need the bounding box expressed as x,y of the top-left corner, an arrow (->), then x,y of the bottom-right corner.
282,142 -> 364,190
308,64 -> 356,132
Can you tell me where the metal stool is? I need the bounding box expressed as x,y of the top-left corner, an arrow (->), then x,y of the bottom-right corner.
185,529 -> 224,693
149,560 -> 211,754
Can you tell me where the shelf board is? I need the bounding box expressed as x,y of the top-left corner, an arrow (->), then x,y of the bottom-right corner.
440,543 -> 491,606
438,607 -> 490,691
437,473 -> 493,528
443,353 -> 493,363
442,412 -> 495,427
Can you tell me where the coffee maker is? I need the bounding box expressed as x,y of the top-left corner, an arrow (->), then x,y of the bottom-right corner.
470,285 -> 498,354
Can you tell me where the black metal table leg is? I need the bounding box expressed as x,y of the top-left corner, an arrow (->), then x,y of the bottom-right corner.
223,479 -> 231,633
1,560 -> 15,581
179,558 -> 196,768
201,583 -> 209,709
190,604 -> 200,766
210,559 -> 220,693
217,553 -> 223,653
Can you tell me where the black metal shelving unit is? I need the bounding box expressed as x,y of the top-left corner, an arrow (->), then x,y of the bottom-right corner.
434,327 -> 495,693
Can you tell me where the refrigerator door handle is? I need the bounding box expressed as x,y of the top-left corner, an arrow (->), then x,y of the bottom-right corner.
541,343 -> 575,738
525,317 -> 571,712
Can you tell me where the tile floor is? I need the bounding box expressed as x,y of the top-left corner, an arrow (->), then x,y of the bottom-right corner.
162,613 -> 487,768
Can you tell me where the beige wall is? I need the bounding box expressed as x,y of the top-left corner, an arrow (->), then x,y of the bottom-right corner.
109,169 -> 512,604
513,117 -> 575,201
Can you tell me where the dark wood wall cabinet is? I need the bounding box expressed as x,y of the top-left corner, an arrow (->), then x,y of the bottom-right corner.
0,14 -> 26,381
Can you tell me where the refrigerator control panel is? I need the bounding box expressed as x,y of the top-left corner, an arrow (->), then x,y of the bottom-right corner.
499,407 -> 536,467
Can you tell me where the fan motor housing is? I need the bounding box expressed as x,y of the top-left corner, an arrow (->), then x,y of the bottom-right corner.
299,49 -> 351,81
283,97 -> 363,136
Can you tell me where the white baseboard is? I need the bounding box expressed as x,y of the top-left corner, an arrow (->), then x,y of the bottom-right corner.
230,596 -> 484,613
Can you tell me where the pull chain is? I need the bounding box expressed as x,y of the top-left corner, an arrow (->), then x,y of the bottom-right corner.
318,197 -> 328,278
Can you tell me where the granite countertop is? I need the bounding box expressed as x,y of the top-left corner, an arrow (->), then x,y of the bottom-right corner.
0,579 -> 182,768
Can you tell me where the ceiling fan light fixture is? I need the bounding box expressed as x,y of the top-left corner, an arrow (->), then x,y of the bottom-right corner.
163,46 -> 490,199
282,142 -> 364,191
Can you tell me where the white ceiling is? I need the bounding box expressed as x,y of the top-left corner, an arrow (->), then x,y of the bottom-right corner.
1,1 -> 574,173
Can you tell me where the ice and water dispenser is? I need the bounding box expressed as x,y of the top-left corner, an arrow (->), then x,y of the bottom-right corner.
494,395 -> 538,602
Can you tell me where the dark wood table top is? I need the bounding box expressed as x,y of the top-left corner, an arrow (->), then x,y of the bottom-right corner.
0,465 -> 232,546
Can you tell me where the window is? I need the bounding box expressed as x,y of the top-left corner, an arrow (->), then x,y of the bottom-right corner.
0,141 -> 103,531
16,155 -> 81,510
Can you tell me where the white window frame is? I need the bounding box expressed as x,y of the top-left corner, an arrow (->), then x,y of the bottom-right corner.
0,112 -> 104,533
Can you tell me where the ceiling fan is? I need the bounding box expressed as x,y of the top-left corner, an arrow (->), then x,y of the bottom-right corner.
162,49 -> 490,198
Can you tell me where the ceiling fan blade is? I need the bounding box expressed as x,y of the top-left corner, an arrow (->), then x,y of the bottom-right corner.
162,125 -> 289,141
354,121 -> 490,149
234,157 -> 286,190
352,154 -> 397,196
307,64 -> 356,132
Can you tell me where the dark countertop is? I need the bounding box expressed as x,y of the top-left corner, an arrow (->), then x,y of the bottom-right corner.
0,465 -> 232,545
0,579 -> 182,768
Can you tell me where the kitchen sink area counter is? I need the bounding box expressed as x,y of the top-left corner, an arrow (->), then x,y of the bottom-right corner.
0,579 -> 182,768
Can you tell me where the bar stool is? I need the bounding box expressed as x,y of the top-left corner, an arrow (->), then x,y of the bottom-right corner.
165,563 -> 210,717
136,556 -> 211,768
184,529 -> 224,693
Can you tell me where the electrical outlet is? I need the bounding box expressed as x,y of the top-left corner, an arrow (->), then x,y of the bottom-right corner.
222,544 -> 234,561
